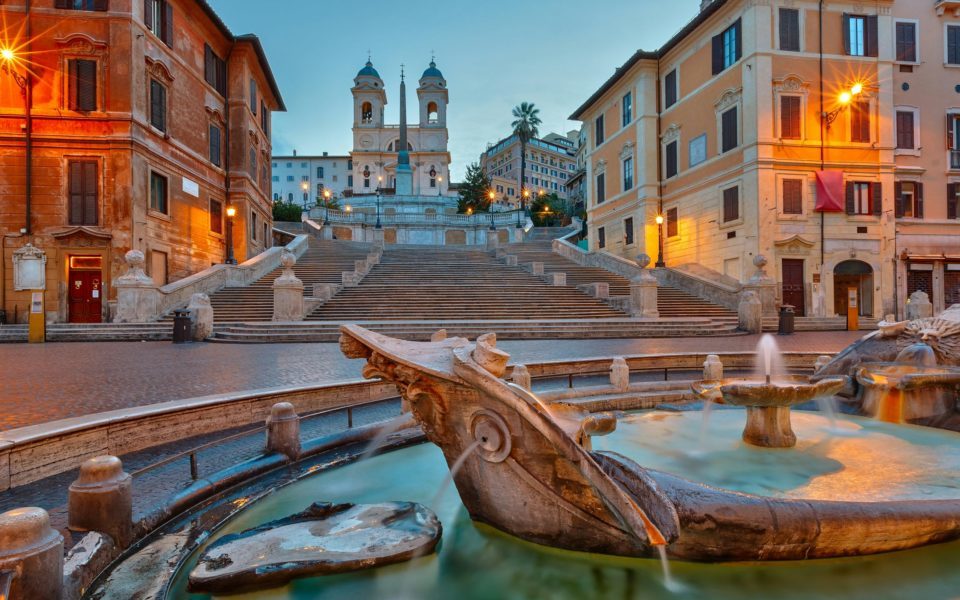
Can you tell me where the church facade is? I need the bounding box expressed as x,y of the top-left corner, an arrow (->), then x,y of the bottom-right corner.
349,60 -> 452,197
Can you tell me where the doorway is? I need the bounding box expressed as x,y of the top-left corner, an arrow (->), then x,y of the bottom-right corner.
781,259 -> 806,316
68,255 -> 103,323
834,260 -> 873,317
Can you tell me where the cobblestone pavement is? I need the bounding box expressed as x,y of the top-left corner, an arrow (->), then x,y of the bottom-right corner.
0,331 -> 863,431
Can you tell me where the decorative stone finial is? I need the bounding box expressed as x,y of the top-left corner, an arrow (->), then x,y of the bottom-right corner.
116,249 -> 154,286
749,254 -> 771,283
636,253 -> 651,269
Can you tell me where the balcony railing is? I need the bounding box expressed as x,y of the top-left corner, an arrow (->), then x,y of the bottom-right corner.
318,208 -> 522,227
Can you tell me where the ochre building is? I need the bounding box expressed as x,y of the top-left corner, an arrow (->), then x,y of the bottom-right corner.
0,0 -> 284,324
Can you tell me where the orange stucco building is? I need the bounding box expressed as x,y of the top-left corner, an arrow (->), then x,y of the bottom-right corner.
573,0 -> 960,320
0,0 -> 284,324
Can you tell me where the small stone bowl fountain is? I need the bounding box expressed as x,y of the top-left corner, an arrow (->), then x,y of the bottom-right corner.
856,342 -> 960,424
693,376 -> 846,448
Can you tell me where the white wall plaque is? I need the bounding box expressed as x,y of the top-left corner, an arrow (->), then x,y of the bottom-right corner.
182,177 -> 199,197
13,244 -> 46,291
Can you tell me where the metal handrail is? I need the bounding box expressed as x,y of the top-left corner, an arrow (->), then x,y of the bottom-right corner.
129,397 -> 398,481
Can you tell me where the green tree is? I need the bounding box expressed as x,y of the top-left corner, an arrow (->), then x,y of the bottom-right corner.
457,162 -> 493,214
272,200 -> 303,222
510,101 -> 542,207
529,192 -> 568,227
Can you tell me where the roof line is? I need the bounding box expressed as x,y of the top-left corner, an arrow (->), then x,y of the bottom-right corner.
569,0 -> 728,120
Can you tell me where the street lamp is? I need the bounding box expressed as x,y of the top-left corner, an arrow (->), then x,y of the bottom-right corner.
488,190 -> 497,230
654,213 -> 665,268
519,189 -> 530,228
2,46 -> 32,234
375,175 -> 383,229
823,82 -> 864,128
322,189 -> 332,225
225,206 -> 237,264
300,181 -> 309,209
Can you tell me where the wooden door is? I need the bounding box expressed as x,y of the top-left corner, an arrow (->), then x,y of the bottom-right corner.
68,269 -> 102,323
781,259 -> 805,316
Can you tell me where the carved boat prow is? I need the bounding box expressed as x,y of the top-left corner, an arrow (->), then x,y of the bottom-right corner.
340,325 -> 960,561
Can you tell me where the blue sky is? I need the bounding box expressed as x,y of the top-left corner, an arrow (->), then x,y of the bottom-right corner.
208,0 -> 701,180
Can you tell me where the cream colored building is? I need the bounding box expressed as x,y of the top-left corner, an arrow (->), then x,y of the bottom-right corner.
572,0 -> 960,320
480,132 -> 579,205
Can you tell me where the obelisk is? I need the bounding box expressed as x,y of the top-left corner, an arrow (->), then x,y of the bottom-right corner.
395,66 -> 413,196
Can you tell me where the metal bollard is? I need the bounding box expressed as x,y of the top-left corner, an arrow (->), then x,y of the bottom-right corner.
0,507 -> 63,600
68,456 -> 132,548
266,402 -> 301,460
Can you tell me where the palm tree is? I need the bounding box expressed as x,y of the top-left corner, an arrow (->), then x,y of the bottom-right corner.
511,102 -> 541,213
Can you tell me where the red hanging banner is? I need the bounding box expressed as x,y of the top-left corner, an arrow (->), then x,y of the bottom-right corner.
815,170 -> 844,212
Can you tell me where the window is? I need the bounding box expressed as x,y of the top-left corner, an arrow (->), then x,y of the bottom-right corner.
665,141 -> 678,178
846,181 -> 880,215
286,162 -> 292,168
722,186 -> 739,222
364,177 -> 370,188
596,173 -> 605,204
666,207 -> 678,237
895,182 -> 923,218
361,102 -> 373,124
780,96 -> 801,139
622,156 -> 633,190
622,92 -> 632,127
317,166 -> 324,178
624,217 -> 634,245
843,14 -> 877,57
301,162 -> 307,168
949,184 -> 960,219
261,101 -> 268,133
249,149 -> 257,179
430,176 -> 436,188
149,171 -> 168,214
712,19 -> 741,75
249,79 -> 257,114
949,26 -> 960,65
286,175 -> 293,182
595,114 -> 605,146
689,134 -> 707,167
782,179 -> 803,215
896,110 -> 915,150
721,107 -> 738,153
948,114 -> 960,169
664,69 -> 678,108
895,22 -> 917,62
68,59 -> 97,111
203,44 -> 226,96
144,0 -> 173,47
850,101 -> 870,143
779,8 -> 800,51
598,226 -> 606,249
301,175 -> 309,182
251,211 -> 258,241
272,176 -> 279,182
67,160 -> 98,225
287,193 -> 293,202
149,79 -> 166,132
348,175 -> 353,187
210,199 -> 223,234
209,124 -> 222,167
55,0 -> 108,10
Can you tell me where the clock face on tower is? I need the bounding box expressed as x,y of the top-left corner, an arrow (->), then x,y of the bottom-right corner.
359,135 -> 373,149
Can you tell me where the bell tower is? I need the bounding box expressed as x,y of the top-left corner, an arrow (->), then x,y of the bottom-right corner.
352,60 -> 386,128
417,60 -> 448,128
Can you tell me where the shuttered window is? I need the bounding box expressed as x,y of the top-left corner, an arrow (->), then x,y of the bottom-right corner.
622,92 -> 632,127
949,184 -> 960,220
203,44 -> 227,96
250,79 -> 258,115
594,114 -> 605,146
843,14 -> 878,57
664,69 -> 678,108
845,181 -> 881,215
68,59 -> 97,111
779,8 -> 800,52
261,101 -> 269,133
149,79 -> 166,132
68,160 -> 98,225
721,107 -> 738,153
782,179 -> 803,215
666,207 -> 678,237
596,173 -> 605,204
722,186 -> 739,222
144,0 -> 173,47
949,26 -> 960,66
624,217 -> 634,245
149,171 -> 168,214
896,111 -> 915,150
895,22 -> 917,62
209,124 -> 222,167
210,199 -> 223,234
780,96 -> 801,139
597,226 -> 605,249
850,101 -> 870,143
55,0 -> 107,11
895,181 -> 923,218
622,156 -> 633,191
665,141 -> 678,179
712,19 -> 741,75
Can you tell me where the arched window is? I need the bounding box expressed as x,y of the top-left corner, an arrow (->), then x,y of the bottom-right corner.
361,102 -> 373,124
427,101 -> 438,124
387,140 -> 414,152
287,192 -> 293,202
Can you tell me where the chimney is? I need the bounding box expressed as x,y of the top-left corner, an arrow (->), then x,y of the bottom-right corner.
323,151 -> 328,157
293,149 -> 297,157
700,0 -> 713,10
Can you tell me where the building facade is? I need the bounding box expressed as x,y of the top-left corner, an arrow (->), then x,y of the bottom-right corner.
270,152 -> 352,206
0,0 -> 283,324
572,0 -> 960,320
480,131 -> 579,205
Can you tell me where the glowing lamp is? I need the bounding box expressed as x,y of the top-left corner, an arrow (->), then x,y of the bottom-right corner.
850,82 -> 863,96
0,48 -> 13,62
345,205 -> 352,212
838,91 -> 852,105
655,214 -> 664,225
226,206 -> 236,217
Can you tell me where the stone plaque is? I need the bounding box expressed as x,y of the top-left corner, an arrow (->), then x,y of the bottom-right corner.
13,244 -> 46,291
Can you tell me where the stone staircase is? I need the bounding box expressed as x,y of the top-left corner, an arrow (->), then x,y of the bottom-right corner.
306,246 -> 625,321
503,241 -> 738,321
524,226 -> 578,241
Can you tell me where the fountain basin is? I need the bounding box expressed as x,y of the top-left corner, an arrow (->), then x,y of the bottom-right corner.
856,363 -> 960,423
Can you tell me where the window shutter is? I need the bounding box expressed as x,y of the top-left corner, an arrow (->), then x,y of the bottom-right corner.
204,44 -> 213,86
162,1 -> 174,48
144,0 -> 152,29
69,162 -> 83,225
76,60 -> 96,111
865,15 -> 879,57
917,182 -> 924,219
845,181 -> 855,214
949,115 -> 956,150
871,182 -> 882,216
711,34 -> 723,75
93,0 -> 108,10
55,0 -> 70,8
894,182 -> 904,218
68,60 -> 78,111
734,19 -> 742,61
82,161 -> 98,225
842,14 -> 851,55
949,184 -> 958,219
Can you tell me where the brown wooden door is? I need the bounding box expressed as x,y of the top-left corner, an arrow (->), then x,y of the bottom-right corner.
68,269 -> 102,323
781,259 -> 806,316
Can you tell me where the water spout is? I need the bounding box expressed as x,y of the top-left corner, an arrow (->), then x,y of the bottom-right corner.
358,414 -> 414,462
657,545 -> 683,593
756,334 -> 783,383
429,440 -> 483,515
0,570 -> 14,600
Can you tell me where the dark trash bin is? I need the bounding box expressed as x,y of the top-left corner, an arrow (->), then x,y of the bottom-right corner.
172,309 -> 192,343
777,305 -> 795,336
